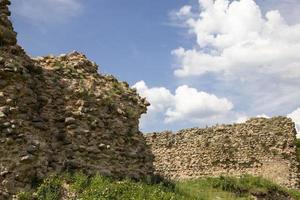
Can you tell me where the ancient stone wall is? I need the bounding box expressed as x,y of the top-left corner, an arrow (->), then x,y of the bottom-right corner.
0,0 -> 16,46
0,1 -> 153,198
145,117 -> 300,189
1,1 -> 300,199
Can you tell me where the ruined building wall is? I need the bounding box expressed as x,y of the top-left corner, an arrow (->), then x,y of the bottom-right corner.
0,1 -> 153,198
145,117 -> 300,189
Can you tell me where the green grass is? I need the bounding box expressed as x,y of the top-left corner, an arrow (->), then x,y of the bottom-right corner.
16,173 -> 300,200
175,177 -> 251,200
176,175 -> 300,200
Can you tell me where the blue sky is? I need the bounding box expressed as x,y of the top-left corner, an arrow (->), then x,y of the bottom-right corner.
11,0 -> 300,134
12,0 -> 195,87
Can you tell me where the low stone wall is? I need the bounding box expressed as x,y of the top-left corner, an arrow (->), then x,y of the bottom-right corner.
145,117 -> 300,189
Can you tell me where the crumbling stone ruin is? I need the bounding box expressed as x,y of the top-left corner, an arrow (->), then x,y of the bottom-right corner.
0,0 -> 153,198
145,117 -> 300,189
1,0 -> 300,199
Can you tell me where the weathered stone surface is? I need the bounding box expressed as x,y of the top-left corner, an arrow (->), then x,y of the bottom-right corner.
0,1 -> 154,198
145,117 -> 300,189
0,0 -> 17,46
1,1 -> 299,199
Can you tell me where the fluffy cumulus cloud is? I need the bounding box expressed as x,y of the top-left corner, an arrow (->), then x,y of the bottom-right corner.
132,81 -> 174,114
288,108 -> 300,134
173,0 -> 300,78
12,0 -> 82,25
165,85 -> 233,123
132,81 -> 233,128
169,0 -> 300,134
258,0 -> 300,24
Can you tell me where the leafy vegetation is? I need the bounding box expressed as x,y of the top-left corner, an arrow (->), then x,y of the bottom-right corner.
17,173 -> 300,200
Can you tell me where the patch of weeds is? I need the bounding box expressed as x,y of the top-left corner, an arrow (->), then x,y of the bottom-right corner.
69,172 -> 90,193
112,81 -> 123,95
125,107 -> 136,118
16,192 -> 33,200
53,61 -> 64,71
36,176 -> 62,200
103,95 -> 116,111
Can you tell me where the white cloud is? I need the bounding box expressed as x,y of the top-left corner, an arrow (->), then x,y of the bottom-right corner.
132,81 -> 175,130
256,114 -> 270,118
236,114 -> 270,123
132,81 -> 233,127
170,0 -> 300,132
132,81 -> 174,114
12,0 -> 82,25
165,85 -> 233,123
236,115 -> 249,123
288,108 -> 300,135
173,0 -> 300,78
257,0 -> 300,24
176,5 -> 192,18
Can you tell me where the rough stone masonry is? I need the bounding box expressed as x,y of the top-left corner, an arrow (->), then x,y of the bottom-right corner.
0,1 -> 153,198
145,117 -> 300,189
1,0 -> 300,199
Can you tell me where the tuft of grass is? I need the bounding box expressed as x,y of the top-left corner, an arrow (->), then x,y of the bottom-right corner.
36,176 -> 62,200
16,192 -> 33,200
64,172 -> 90,193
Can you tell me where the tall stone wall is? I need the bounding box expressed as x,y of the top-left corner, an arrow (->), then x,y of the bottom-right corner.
0,1 -> 153,198
145,117 -> 300,189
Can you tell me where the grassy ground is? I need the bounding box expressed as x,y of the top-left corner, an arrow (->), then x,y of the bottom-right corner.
16,139 -> 300,200
17,173 -> 300,200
